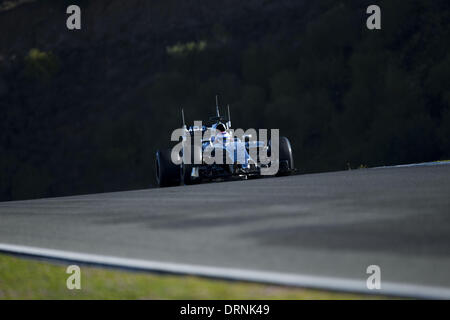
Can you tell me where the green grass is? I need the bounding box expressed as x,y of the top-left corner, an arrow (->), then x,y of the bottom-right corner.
0,253 -> 386,300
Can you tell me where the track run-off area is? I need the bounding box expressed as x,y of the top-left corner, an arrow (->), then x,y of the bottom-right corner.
1,162 -> 450,298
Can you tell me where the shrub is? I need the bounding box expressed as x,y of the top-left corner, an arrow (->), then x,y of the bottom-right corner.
24,48 -> 60,82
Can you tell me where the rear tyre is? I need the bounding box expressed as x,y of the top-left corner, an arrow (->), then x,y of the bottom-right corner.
155,149 -> 180,187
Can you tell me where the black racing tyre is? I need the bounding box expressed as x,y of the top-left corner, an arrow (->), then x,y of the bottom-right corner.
278,136 -> 294,176
269,136 -> 294,176
155,148 -> 180,187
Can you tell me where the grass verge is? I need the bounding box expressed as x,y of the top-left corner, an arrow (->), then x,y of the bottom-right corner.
0,253 -> 386,299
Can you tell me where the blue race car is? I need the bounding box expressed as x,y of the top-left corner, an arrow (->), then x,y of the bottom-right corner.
155,97 -> 294,187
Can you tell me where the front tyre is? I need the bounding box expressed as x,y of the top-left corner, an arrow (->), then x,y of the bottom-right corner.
270,136 -> 294,176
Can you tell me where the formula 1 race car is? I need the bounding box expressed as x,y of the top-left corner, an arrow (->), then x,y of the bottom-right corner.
155,97 -> 294,187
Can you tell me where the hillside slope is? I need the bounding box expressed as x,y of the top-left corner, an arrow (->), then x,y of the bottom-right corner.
1,0 -> 449,201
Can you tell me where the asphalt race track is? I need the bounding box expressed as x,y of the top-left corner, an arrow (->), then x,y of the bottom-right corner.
1,164 -> 450,298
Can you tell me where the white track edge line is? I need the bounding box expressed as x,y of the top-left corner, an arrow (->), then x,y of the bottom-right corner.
372,161 -> 450,169
0,243 -> 449,299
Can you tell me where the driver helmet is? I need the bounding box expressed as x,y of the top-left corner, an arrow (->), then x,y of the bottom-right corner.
212,122 -> 227,132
